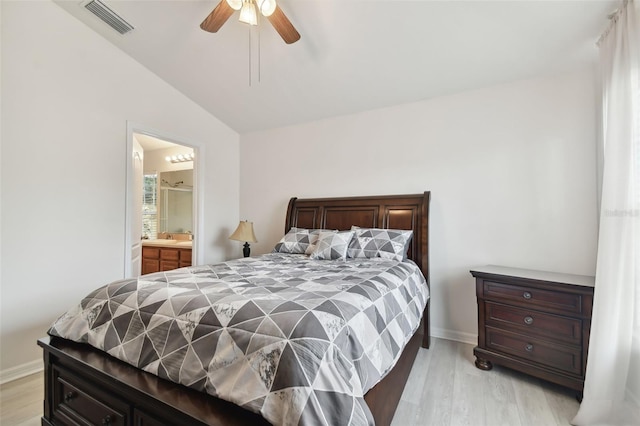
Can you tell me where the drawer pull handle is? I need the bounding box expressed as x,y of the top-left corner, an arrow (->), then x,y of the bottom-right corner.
64,391 -> 76,403
523,291 -> 532,300
102,415 -> 113,425
525,344 -> 534,352
524,316 -> 534,325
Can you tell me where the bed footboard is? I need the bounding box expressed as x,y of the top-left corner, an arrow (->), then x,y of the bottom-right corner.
38,336 -> 269,426
40,328 -> 424,426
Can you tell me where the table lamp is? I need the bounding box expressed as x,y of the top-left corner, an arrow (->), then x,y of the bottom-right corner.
229,220 -> 257,257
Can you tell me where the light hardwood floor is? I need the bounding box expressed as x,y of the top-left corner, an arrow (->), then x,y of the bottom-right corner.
0,338 -> 579,426
0,372 -> 42,426
391,338 -> 579,426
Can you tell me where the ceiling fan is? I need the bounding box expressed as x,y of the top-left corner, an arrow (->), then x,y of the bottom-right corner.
200,0 -> 300,44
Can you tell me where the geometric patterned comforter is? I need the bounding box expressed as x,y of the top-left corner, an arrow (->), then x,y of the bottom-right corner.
49,253 -> 429,426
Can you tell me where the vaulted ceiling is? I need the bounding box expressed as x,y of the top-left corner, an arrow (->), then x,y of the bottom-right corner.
54,0 -> 618,133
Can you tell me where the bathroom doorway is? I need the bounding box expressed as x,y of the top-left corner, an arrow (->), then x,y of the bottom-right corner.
125,125 -> 202,278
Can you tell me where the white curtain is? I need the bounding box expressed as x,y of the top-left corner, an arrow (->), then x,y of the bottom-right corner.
572,1 -> 640,425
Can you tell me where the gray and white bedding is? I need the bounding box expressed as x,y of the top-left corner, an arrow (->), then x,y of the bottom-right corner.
49,253 -> 429,426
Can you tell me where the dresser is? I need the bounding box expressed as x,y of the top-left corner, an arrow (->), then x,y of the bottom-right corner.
471,265 -> 594,394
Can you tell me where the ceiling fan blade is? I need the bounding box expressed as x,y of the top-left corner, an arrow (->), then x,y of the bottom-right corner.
267,5 -> 300,44
200,0 -> 234,33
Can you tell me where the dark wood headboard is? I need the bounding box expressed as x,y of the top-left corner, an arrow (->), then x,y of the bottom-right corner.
284,192 -> 431,286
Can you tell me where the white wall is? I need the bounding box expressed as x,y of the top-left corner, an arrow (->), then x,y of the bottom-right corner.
160,170 -> 193,188
0,0 -> 241,377
240,69 -> 599,342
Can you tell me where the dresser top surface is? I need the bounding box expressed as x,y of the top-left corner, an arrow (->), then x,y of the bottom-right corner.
470,265 -> 595,288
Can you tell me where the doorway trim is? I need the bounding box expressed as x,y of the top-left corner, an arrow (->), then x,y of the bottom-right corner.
125,121 -> 205,277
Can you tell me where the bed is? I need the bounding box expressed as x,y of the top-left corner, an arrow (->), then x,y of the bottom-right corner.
39,192 -> 431,426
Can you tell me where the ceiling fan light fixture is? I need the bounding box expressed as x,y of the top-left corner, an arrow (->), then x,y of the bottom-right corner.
258,0 -> 277,17
200,0 -> 299,44
239,0 -> 258,25
226,0 -> 242,11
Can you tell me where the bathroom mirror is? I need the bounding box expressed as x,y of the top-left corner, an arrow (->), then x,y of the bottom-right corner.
159,170 -> 193,234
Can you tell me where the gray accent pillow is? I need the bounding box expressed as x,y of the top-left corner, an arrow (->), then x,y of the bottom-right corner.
309,230 -> 355,260
272,227 -> 315,254
347,227 -> 413,261
272,228 -> 330,254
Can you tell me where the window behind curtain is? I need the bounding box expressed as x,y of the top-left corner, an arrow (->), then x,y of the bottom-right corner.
142,173 -> 158,240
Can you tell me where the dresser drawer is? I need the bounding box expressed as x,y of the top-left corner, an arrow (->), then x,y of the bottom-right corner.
486,327 -> 582,375
53,366 -> 129,425
135,409 -> 171,426
485,302 -> 582,345
483,281 -> 583,315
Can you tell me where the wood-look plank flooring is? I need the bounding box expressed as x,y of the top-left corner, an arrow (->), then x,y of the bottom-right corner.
0,372 -> 42,426
392,339 -> 579,426
0,338 -> 578,426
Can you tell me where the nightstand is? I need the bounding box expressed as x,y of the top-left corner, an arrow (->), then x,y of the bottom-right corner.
470,265 -> 594,395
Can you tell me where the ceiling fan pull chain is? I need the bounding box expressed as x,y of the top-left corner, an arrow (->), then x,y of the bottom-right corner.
248,23 -> 252,86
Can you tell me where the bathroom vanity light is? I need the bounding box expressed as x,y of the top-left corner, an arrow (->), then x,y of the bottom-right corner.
165,153 -> 195,163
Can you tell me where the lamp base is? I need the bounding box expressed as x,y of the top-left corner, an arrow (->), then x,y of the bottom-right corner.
243,242 -> 251,258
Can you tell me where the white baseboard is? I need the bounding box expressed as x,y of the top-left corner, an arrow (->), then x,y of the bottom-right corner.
0,359 -> 43,385
431,327 -> 477,345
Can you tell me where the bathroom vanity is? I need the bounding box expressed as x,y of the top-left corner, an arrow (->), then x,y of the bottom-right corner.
141,240 -> 192,274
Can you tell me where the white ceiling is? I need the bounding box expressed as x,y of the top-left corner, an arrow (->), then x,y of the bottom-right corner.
134,133 -> 182,151
54,0 -> 617,134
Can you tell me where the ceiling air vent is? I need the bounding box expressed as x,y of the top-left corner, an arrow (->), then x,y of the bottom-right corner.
84,0 -> 134,35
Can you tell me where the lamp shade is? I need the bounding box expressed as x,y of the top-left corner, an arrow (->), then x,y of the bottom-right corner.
258,0 -> 276,17
226,0 -> 242,10
229,220 -> 257,243
239,1 -> 257,25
